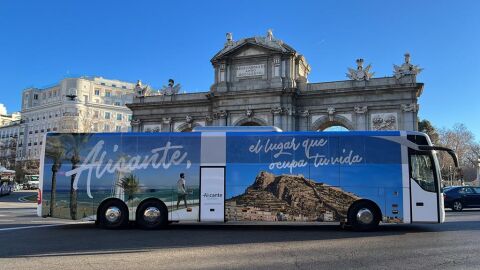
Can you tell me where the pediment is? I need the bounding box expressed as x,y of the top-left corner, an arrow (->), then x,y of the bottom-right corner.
232,46 -> 269,57
212,38 -> 294,62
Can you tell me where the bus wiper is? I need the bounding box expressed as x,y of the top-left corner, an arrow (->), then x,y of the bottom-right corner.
418,145 -> 459,168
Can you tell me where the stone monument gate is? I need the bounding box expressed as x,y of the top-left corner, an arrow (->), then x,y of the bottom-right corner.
127,30 -> 423,132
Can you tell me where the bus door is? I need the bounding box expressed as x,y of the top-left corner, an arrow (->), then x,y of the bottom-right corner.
409,150 -> 439,222
199,167 -> 225,222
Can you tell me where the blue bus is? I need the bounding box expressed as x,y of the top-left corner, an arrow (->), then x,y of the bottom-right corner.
37,128 -> 457,231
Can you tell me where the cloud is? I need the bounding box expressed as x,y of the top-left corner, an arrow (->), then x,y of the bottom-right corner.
0,104 -> 7,115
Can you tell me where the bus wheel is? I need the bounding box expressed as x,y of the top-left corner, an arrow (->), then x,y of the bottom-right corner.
348,201 -> 380,232
136,200 -> 168,230
452,201 -> 463,211
98,200 -> 129,229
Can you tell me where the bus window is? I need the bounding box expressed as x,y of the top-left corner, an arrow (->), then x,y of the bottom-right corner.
409,154 -> 436,192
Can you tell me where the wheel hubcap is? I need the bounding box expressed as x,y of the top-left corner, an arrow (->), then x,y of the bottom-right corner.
143,207 -> 161,223
105,206 -> 121,223
454,202 -> 462,210
357,208 -> 374,224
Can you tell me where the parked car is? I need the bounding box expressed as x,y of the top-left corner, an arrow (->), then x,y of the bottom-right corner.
444,186 -> 480,211
25,180 -> 39,190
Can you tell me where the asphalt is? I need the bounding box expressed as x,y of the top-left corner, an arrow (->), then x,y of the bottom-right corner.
0,191 -> 479,270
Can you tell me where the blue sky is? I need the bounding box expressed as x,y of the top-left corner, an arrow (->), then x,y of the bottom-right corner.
1,0 -> 479,137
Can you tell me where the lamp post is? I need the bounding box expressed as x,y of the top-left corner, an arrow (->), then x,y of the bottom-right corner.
476,158 -> 480,186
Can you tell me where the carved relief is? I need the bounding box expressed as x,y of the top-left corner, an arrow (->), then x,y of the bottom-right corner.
205,114 -> 214,122
298,110 -> 309,117
347,59 -> 374,81
185,115 -> 193,124
354,106 -> 368,114
245,109 -> 254,118
327,107 -> 335,121
401,103 -> 418,112
371,113 -> 397,131
393,53 -> 423,79
162,117 -> 172,124
143,124 -> 161,133
159,79 -> 181,96
214,110 -> 227,119
130,118 -> 141,126
271,106 -> 284,115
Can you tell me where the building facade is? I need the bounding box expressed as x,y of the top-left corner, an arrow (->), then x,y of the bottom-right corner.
0,121 -> 21,169
0,112 -> 21,127
19,76 -> 135,162
127,31 -> 423,133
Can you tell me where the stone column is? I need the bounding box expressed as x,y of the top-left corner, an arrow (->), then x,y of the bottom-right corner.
130,119 -> 141,132
354,106 -> 368,131
161,117 -> 172,132
216,110 -> 227,126
271,107 -> 283,130
401,103 -> 418,131
298,110 -> 309,131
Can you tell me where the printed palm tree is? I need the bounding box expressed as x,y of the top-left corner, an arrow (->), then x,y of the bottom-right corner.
116,174 -> 140,205
61,133 -> 92,220
45,136 -> 65,217
112,152 -> 131,201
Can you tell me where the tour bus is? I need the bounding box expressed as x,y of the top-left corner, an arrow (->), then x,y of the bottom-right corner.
37,127 -> 457,231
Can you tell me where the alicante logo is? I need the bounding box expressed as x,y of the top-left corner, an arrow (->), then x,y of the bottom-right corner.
202,193 -> 223,198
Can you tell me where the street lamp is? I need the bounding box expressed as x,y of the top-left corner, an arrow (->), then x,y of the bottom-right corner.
476,158 -> 480,186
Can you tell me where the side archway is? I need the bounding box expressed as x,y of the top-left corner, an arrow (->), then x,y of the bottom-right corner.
176,122 -> 202,132
311,115 -> 354,131
233,117 -> 268,127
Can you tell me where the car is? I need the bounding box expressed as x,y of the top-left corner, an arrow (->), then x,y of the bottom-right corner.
444,186 -> 480,211
26,180 -> 39,190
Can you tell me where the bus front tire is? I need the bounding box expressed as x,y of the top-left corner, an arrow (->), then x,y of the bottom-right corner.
98,199 -> 129,229
348,201 -> 380,232
136,200 -> 168,230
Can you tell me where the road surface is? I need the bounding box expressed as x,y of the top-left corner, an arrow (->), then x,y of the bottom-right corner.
0,191 -> 479,269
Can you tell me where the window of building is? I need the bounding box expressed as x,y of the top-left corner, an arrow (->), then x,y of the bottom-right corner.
101,82 -> 106,86
128,115 -> 132,121
93,110 -> 99,118
34,94 -> 38,100
116,113 -> 122,121
112,84 -> 116,87
122,86 -> 127,89
114,101 -> 121,106
105,91 -> 111,97
115,126 -> 122,132
93,123 -> 98,132
104,124 -> 110,132
105,112 -> 111,119
94,89 -> 100,96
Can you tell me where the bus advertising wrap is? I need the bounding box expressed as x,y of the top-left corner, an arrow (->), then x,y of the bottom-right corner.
42,131 -> 404,224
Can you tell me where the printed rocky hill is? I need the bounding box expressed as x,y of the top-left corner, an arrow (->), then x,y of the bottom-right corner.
226,171 -> 360,222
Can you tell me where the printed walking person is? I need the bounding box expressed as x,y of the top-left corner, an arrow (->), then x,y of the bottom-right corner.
177,173 -> 188,209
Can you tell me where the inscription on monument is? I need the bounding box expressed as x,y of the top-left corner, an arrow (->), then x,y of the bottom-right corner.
236,64 -> 265,78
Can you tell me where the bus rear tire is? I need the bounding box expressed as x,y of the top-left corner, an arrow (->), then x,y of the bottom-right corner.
136,199 -> 168,230
348,201 -> 380,232
98,199 -> 129,229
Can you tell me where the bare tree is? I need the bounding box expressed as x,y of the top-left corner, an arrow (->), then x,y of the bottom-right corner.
437,123 -> 480,183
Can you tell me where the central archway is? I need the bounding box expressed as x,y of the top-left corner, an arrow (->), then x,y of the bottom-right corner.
233,117 -> 268,127
240,121 -> 261,126
311,116 -> 354,131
